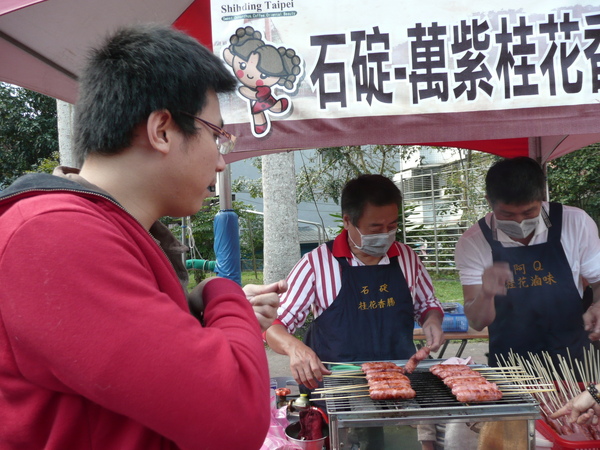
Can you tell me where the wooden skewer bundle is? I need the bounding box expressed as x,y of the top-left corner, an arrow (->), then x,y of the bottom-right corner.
497,346 -> 600,441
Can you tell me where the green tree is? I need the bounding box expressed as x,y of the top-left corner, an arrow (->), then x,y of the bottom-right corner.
547,144 -> 600,223
0,83 -> 58,188
238,210 -> 264,277
436,149 -> 495,227
296,145 -> 411,204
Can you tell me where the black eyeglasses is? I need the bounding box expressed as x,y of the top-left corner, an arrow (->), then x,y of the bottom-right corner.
179,111 -> 237,155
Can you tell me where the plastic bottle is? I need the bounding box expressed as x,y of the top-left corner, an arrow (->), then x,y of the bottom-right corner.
293,393 -> 310,410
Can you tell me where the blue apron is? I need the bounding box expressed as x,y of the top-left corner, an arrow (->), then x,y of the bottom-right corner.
304,241 -> 416,362
479,202 -> 589,366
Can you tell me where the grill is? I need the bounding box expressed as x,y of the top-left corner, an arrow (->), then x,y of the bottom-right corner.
323,360 -> 540,449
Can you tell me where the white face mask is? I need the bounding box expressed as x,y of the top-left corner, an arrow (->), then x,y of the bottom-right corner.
349,227 -> 396,257
495,214 -> 540,239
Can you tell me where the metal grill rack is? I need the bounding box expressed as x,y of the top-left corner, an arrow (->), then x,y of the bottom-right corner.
323,360 -> 540,449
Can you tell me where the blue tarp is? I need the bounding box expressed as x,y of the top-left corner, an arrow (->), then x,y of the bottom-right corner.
213,209 -> 241,285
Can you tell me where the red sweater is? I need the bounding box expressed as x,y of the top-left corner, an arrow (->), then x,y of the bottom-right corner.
0,178 -> 270,449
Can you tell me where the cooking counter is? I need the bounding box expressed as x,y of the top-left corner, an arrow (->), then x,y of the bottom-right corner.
323,359 -> 540,449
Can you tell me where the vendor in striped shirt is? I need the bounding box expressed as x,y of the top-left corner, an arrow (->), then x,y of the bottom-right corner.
265,174 -> 445,390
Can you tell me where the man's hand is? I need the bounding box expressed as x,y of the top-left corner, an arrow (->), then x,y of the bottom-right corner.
264,323 -> 331,389
551,388 -> 600,425
286,340 -> 332,389
583,282 -> 600,340
464,262 -> 513,330
421,310 -> 444,351
243,280 -> 287,332
583,302 -> 600,341
481,262 -> 513,297
187,279 -> 210,319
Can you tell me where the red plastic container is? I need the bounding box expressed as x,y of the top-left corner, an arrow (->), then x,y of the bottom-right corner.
536,419 -> 600,449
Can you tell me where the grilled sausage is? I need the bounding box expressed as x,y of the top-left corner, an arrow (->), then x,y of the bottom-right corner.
369,387 -> 416,400
363,367 -> 405,375
451,381 -> 502,398
443,377 -> 489,389
361,362 -> 398,371
430,364 -> 473,376
365,372 -> 409,382
453,387 -> 503,403
441,373 -> 484,382
404,346 -> 431,373
368,380 -> 413,390
362,361 -> 417,401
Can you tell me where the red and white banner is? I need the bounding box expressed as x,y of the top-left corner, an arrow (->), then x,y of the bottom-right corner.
209,0 -> 600,161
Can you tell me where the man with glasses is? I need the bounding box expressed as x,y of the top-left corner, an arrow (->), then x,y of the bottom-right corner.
179,111 -> 237,156
265,174 -> 444,449
0,24 -> 283,449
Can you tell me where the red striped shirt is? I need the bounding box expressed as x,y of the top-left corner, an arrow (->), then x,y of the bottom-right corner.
277,230 -> 443,333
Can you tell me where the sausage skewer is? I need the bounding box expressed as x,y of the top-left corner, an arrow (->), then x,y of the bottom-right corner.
361,362 -> 399,371
430,363 -> 503,403
454,387 -> 503,403
404,346 -> 431,373
360,361 -> 417,400
370,387 -> 416,400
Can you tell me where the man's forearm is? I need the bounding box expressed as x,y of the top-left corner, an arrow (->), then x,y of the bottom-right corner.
265,323 -> 302,356
463,262 -> 512,330
422,309 -> 443,326
463,284 -> 496,331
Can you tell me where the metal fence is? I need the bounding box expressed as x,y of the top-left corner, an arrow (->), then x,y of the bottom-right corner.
397,158 -> 493,274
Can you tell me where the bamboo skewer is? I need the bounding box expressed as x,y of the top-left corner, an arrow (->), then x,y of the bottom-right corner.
501,390 -> 555,395
483,376 -> 541,382
316,393 -> 370,401
473,366 -> 524,370
488,382 -> 549,390
313,385 -> 369,394
501,388 -> 556,393
322,374 -> 365,378
314,383 -> 368,390
321,362 -> 361,367
323,370 -> 363,374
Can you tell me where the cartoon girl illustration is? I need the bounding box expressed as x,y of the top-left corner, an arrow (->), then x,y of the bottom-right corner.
223,26 -> 302,137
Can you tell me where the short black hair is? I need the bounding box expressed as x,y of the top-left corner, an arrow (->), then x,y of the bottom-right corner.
341,174 -> 402,226
74,24 -> 237,166
485,157 -> 546,205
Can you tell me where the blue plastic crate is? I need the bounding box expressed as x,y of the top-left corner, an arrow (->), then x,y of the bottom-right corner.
415,302 -> 468,332
442,313 -> 468,332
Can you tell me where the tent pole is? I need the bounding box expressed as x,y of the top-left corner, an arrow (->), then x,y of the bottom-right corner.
218,165 -> 233,210
529,137 -> 550,201
528,137 -> 542,164
57,100 -> 77,168
214,165 -> 242,284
